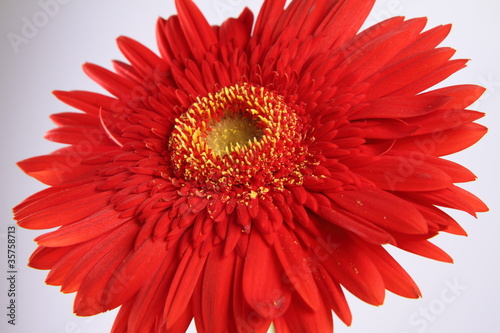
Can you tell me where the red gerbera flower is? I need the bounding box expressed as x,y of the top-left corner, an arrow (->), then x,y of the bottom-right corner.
14,0 -> 487,332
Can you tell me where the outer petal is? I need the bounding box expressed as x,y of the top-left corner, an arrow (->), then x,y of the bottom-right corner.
15,183 -> 110,230
274,296 -> 333,333
363,48 -> 458,100
350,156 -> 453,191
233,256 -> 273,333
52,90 -> 118,116
390,123 -> 487,157
274,227 -> 321,311
34,208 -> 132,247
329,188 -> 428,234
73,222 -> 139,315
83,63 -> 143,102
313,263 -> 352,326
319,227 -> 386,306
175,0 -> 218,59
243,231 -> 291,319
163,246 -> 208,329
395,236 -> 454,263
116,36 -> 169,78
363,243 -> 421,298
17,155 -> 97,186
126,247 -> 179,332
102,238 -> 168,310
200,245 -> 237,333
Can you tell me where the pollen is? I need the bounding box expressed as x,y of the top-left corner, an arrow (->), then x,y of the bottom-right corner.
206,115 -> 263,156
168,83 -> 312,196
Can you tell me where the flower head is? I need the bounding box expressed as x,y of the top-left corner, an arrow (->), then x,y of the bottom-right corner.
14,0 -> 487,332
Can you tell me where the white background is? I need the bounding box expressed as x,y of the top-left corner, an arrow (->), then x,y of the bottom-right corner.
0,1 -> 499,332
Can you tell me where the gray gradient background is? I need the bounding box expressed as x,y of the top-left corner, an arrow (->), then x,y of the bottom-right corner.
1,0 -> 499,332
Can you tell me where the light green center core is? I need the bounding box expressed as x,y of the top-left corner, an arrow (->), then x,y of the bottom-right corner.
206,115 -> 263,156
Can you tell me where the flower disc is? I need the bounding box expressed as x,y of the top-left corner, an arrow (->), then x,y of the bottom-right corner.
169,83 -> 311,195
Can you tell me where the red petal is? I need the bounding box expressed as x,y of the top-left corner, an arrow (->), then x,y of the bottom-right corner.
450,186 -> 488,212
268,0 -> 327,43
116,36 -> 168,77
15,183 -> 103,228
110,299 -> 133,333
18,191 -> 111,230
158,16 -> 193,63
402,185 -> 488,217
357,119 -> 419,139
330,188 -> 428,234
17,155 -> 96,186
83,63 -> 142,101
351,156 -> 453,191
259,198 -> 284,233
425,157 -> 477,183
237,7 -> 254,34
127,249 -> 178,332
320,230 -> 386,305
351,95 -> 449,120
49,112 -> 99,126
365,244 -> 421,298
73,223 -> 138,315
156,17 -> 176,62
422,84 -> 486,109
418,205 -> 468,236
364,47 -> 456,99
157,303 -> 193,333
316,203 -> 395,244
252,0 -> 287,49
394,23 -> 451,61
28,246 -> 73,270
163,247 -> 207,329
219,17 -> 251,49
102,238 -> 167,310
46,237 -> 102,287
317,0 -> 376,49
175,0 -> 218,59
233,257 -> 272,333
390,123 -> 487,157
112,60 -> 142,84
409,109 -> 485,136
313,263 -> 352,326
396,59 -> 468,96
337,28 -> 421,86
243,231 -> 291,318
201,245 -> 236,333
35,208 -> 131,247
396,237 -> 453,263
53,90 -> 119,116
274,297 -> 333,333
274,227 -> 320,311
61,223 -> 139,293
224,216 -> 243,255
45,124 -> 113,146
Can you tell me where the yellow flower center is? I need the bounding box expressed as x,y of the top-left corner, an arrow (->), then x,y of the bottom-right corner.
168,83 -> 311,195
205,113 -> 263,156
